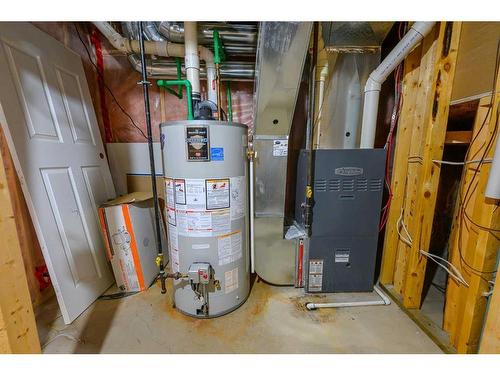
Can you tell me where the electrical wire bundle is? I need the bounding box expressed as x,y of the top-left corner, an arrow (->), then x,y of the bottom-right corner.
379,22 -> 408,231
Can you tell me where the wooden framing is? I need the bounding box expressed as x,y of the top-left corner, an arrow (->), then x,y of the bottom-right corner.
402,22 -> 462,308
0,133 -> 41,353
480,273 -> 500,353
444,66 -> 500,353
380,21 -> 500,353
380,22 -> 462,307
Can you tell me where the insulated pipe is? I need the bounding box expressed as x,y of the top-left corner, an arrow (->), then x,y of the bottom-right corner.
305,284 -> 391,310
94,22 -> 217,104
359,22 -> 436,148
184,22 -> 201,101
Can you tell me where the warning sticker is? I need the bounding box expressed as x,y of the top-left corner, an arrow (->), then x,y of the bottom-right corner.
186,126 -> 209,161
206,179 -> 230,210
308,259 -> 323,292
230,176 -> 245,220
218,230 -> 242,266
211,209 -> 231,236
165,178 -> 175,209
168,224 -> 179,273
174,179 -> 186,205
186,211 -> 212,236
273,139 -> 288,157
225,267 -> 239,294
308,274 -> 323,292
185,179 -> 206,211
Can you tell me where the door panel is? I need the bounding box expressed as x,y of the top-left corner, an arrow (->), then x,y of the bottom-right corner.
0,22 -> 115,323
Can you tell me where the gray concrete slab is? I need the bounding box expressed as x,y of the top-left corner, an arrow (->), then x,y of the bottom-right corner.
38,278 -> 442,354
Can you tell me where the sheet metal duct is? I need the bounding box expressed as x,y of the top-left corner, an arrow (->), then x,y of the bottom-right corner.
321,22 -> 393,53
252,22 -> 312,285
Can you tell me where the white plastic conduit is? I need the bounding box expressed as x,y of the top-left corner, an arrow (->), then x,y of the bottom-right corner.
305,284 -> 391,310
485,107 -> 500,199
359,22 -> 436,148
93,21 -> 217,106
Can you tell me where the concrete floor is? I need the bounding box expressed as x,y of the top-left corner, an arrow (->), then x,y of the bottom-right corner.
36,277 -> 442,354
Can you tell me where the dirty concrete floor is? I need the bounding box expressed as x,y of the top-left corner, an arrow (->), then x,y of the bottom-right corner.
420,284 -> 446,327
37,277 -> 442,354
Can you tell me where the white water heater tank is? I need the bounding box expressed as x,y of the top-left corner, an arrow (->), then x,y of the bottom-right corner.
160,120 -> 249,317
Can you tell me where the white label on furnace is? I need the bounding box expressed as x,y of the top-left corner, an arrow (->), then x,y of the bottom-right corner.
308,274 -> 323,292
212,209 -> 231,236
185,179 -> 206,211
206,179 -> 230,210
225,267 -> 239,294
230,176 -> 245,220
309,259 -> 324,274
168,224 -> 179,273
273,139 -> 288,157
218,231 -> 242,266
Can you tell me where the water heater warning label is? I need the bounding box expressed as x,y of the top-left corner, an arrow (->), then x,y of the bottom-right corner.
273,139 -> 288,157
206,179 -> 230,210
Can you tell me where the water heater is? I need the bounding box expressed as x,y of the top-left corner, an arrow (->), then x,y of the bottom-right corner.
160,120 -> 250,317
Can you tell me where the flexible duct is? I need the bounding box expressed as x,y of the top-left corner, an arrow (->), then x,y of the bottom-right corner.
359,22 -> 436,148
93,22 -> 217,104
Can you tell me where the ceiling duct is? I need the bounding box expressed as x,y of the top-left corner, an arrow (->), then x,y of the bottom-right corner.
321,22 -> 393,53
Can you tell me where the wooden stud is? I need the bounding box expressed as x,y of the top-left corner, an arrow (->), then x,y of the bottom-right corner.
403,22 -> 462,308
0,129 -> 41,354
392,25 -> 442,295
480,271 -> 500,353
455,68 -> 500,353
379,43 -> 423,285
443,97 -> 492,342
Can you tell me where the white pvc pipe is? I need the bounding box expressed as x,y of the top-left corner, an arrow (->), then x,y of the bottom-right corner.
360,22 -> 436,148
249,156 -> 255,273
305,284 -> 391,310
93,22 -> 217,105
184,22 -> 201,100
199,47 -> 217,105
485,108 -> 500,199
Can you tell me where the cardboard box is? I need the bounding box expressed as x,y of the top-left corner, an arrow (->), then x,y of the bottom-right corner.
98,192 -> 167,292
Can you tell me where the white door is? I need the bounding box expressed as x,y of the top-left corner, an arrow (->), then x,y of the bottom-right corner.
0,22 -> 115,323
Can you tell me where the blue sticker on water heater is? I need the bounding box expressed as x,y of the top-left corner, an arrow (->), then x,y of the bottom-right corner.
211,147 -> 224,161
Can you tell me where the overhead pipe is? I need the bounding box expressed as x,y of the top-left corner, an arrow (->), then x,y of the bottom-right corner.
93,21 -> 217,105
126,55 -> 254,81
359,22 -> 436,148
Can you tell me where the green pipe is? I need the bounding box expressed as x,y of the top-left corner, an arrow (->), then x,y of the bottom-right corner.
163,58 -> 183,99
157,79 -> 194,120
226,82 -> 233,122
213,30 -> 225,64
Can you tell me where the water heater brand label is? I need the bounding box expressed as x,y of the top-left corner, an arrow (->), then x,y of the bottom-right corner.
334,167 -> 363,176
186,126 -> 209,161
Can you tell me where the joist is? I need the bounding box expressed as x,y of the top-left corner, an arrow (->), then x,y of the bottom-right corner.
402,22 -> 462,308
480,271 -> 500,353
443,96 -> 492,343
379,43 -> 423,285
392,24 -> 443,295
0,130 -> 41,354
455,69 -> 500,353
